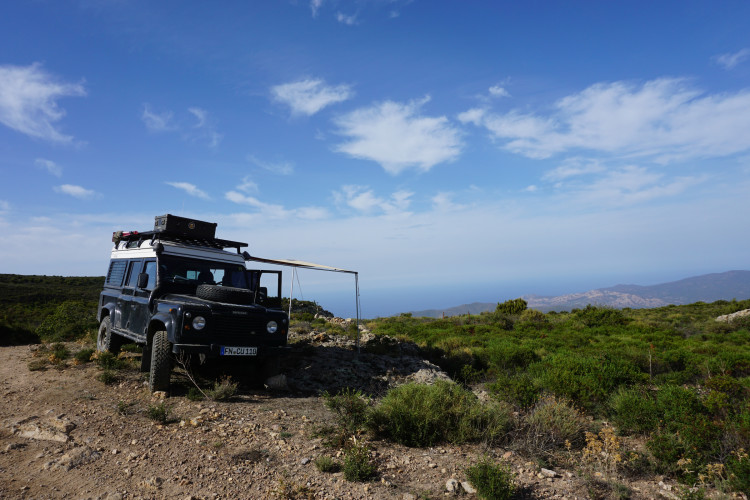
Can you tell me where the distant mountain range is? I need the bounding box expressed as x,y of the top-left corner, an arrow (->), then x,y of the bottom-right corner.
408,270 -> 750,318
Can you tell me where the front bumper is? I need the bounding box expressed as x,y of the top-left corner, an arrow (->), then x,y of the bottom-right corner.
172,343 -> 291,357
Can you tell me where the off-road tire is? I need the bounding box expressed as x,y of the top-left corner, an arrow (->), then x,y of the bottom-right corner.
97,316 -> 123,354
196,284 -> 253,305
149,330 -> 171,393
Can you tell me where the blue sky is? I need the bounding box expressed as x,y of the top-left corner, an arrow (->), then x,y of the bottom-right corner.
1,1 -> 750,317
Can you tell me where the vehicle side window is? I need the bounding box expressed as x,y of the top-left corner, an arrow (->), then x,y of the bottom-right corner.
126,260 -> 142,287
144,261 -> 157,290
106,260 -> 127,285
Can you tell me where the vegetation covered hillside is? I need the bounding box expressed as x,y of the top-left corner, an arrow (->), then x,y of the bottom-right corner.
0,274 -> 103,344
366,299 -> 750,494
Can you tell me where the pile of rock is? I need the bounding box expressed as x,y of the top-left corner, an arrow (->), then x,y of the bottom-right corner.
715,308 -> 750,323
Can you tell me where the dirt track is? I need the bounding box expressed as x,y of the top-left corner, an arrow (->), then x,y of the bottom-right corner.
0,340 -> 694,500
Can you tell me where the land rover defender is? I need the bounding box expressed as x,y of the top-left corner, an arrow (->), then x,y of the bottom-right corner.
96,214 -> 289,393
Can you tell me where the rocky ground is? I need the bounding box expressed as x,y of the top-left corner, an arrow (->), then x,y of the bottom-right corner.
0,327 -> 727,500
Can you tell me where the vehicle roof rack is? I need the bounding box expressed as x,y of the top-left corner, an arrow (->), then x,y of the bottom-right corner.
112,230 -> 248,252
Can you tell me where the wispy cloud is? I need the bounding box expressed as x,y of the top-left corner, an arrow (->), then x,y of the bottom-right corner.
333,185 -> 413,215
35,158 -> 63,177
271,78 -> 353,116
225,191 -> 329,220
715,48 -> 750,69
247,155 -> 294,175
336,12 -> 358,25
461,78 -> 750,162
236,175 -> 258,194
310,0 -> 323,17
488,85 -> 510,98
0,63 -> 86,143
542,158 -> 605,182
142,105 -> 221,147
166,181 -> 210,200
431,192 -> 467,212
141,104 -> 175,132
53,184 -> 99,200
334,96 -> 463,174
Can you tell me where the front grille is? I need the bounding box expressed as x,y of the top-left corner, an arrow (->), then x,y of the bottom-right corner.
206,313 -> 281,345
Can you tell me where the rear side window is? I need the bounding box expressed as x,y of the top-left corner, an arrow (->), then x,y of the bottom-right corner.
125,260 -> 142,287
144,261 -> 157,290
106,261 -> 127,285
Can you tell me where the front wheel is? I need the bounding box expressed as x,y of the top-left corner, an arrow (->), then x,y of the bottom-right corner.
97,316 -> 122,354
149,330 -> 172,393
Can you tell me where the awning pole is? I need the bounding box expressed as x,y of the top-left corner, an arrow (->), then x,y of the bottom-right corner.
288,267 -> 295,319
355,272 -> 360,354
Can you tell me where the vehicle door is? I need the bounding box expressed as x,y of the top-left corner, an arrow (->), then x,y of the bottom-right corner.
246,270 -> 282,308
127,259 -> 156,341
117,259 -> 142,333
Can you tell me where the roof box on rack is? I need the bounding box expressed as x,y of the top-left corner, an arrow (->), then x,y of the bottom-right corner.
153,214 -> 217,239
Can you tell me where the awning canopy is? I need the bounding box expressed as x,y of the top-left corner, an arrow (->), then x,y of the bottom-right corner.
245,253 -> 362,351
244,255 -> 357,275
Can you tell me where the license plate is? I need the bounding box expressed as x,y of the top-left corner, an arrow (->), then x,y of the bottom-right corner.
220,346 -> 257,356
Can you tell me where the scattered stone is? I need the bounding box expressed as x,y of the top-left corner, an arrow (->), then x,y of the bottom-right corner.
152,391 -> 167,400
716,309 -> 750,323
461,481 -> 476,494
300,457 -> 310,465
11,415 -> 76,443
4,442 -> 26,452
540,468 -> 558,478
50,446 -> 101,471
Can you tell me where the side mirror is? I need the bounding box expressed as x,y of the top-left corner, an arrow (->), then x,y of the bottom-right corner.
137,272 -> 150,289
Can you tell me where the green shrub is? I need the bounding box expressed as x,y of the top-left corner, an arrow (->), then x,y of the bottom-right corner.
98,370 -> 118,385
187,387 -> 205,401
572,305 -> 628,327
74,348 -> 95,364
487,372 -> 540,409
533,353 -> 646,412
727,449 -> 750,495
322,387 -> 371,435
522,394 -> 586,453
205,376 -> 238,401
609,386 -> 658,435
34,300 -> 98,342
95,351 -> 127,370
495,298 -> 527,315
147,402 -> 170,424
314,455 -> 341,473
343,441 -> 376,482
517,309 -> 547,328
368,381 -> 511,447
466,456 -> 515,500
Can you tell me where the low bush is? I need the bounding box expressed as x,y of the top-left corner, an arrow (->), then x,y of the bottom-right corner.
342,440 -> 376,482
521,394 -> 586,453
94,351 -> 127,370
368,381 -> 512,447
487,372 -> 540,409
314,455 -> 341,473
147,402 -> 170,424
74,347 -> 95,364
609,386 -> 658,435
205,376 -> 238,401
466,456 -> 515,500
34,300 -> 98,342
322,387 -> 371,435
98,370 -> 118,385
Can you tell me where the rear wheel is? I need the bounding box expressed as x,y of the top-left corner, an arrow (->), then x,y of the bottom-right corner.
97,316 -> 123,354
149,330 -> 171,393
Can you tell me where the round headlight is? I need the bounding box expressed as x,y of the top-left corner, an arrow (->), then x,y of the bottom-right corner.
192,316 -> 206,330
266,320 -> 278,334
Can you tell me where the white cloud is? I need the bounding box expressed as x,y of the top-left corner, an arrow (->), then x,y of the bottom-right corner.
457,107 -> 486,126
188,107 -> 207,127
165,182 -> 210,200
0,63 -> 85,143
0,200 -> 10,212
35,158 -> 63,177
237,176 -> 258,194
715,48 -> 750,69
542,158 -> 605,181
225,191 -> 329,220
271,78 -> 353,116
463,78 -> 750,162
310,0 -> 323,17
141,104 -> 175,132
53,184 -> 99,200
431,192 -> 467,212
247,155 -> 294,175
336,12 -> 358,25
488,85 -> 510,98
334,97 -> 463,174
334,185 -> 413,214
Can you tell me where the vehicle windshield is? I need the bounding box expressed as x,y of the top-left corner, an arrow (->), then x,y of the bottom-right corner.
159,256 -> 249,289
